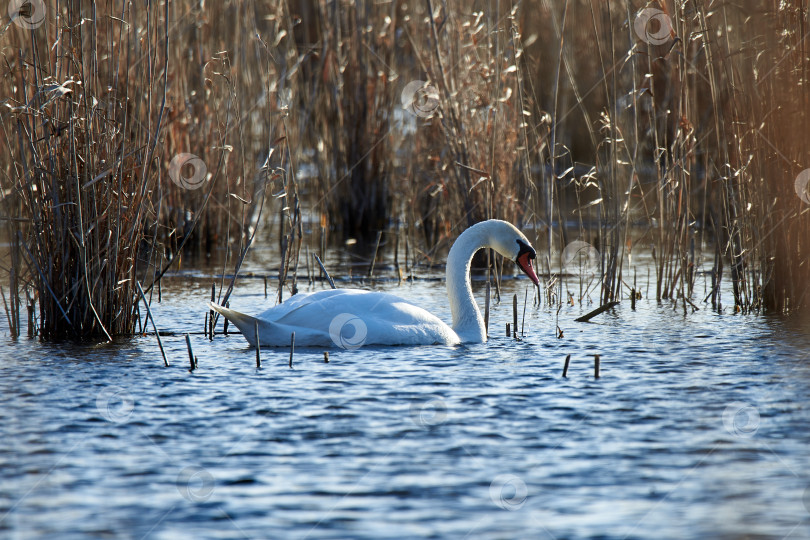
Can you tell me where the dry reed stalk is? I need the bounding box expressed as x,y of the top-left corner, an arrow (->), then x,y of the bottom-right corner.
289,332 -> 295,368
254,320 -> 261,368
135,282 -> 168,367
484,280 -> 491,336
185,333 -> 196,371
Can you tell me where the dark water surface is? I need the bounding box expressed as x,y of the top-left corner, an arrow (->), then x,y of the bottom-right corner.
1,274 -> 810,539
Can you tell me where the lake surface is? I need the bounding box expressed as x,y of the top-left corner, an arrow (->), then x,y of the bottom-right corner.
1,266 -> 810,539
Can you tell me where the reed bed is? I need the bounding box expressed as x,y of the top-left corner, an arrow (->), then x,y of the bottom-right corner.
0,1 -> 289,338
1,0 -> 808,340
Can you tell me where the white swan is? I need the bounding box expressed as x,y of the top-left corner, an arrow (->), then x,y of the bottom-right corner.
209,219 -> 539,347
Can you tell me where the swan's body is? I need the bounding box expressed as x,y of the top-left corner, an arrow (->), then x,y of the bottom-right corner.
210,288 -> 459,347
209,220 -> 539,348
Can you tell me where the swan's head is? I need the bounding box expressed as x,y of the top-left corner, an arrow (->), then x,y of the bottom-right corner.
488,221 -> 540,286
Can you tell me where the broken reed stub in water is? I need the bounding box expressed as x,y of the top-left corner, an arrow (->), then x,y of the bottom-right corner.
574,301 -> 620,323
506,323 -> 510,337
185,333 -> 197,371
630,288 -> 636,310
594,354 -> 600,379
27,300 -> 34,338
223,302 -> 229,335
255,321 -> 261,368
323,351 -> 329,363
289,332 -> 295,368
512,294 -> 518,340
484,281 -> 491,337
562,354 -> 571,378
209,283 -> 216,339
521,288 -> 528,337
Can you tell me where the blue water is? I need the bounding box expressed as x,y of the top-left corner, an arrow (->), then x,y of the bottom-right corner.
1,274 -> 809,539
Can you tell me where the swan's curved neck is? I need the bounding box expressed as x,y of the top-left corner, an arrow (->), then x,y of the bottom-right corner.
446,223 -> 490,342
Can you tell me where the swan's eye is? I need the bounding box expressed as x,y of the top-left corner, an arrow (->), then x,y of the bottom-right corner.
515,239 -> 536,260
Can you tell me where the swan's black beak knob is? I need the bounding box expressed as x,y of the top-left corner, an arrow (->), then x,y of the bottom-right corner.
515,239 -> 539,285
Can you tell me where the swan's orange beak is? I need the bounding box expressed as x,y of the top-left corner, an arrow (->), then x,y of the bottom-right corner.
516,251 -> 540,285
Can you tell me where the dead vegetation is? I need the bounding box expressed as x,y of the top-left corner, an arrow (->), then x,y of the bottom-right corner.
0,0 -> 807,339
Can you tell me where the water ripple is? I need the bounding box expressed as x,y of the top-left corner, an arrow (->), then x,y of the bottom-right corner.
0,278 -> 809,539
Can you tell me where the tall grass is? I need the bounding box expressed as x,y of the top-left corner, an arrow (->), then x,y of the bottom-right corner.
1,0 -> 808,340
519,0 -> 809,313
0,1 -> 283,338
1,1 -> 177,338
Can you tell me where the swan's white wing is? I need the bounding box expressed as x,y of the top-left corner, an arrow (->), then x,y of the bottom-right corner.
253,289 -> 346,320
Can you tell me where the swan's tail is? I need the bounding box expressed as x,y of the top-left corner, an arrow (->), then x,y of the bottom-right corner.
208,302 -> 259,347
